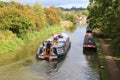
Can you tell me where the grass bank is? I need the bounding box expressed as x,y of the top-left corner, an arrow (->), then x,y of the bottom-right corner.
95,39 -> 110,80
0,25 -> 64,64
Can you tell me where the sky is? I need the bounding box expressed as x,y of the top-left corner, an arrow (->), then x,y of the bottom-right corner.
2,0 -> 89,8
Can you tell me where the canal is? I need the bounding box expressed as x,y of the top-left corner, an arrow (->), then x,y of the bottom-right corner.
0,26 -> 100,80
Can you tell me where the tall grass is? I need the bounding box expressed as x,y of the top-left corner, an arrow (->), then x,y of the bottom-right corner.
0,25 -> 64,62
0,37 -> 24,54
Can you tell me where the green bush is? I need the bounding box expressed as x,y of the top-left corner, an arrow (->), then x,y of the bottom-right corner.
0,7 -> 36,36
44,8 -> 61,25
0,37 -> 24,54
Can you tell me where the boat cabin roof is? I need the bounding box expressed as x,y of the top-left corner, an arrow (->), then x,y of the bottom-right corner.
40,32 -> 69,47
47,32 -> 69,42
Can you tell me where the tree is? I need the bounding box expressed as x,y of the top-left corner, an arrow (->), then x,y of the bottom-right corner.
34,3 -> 47,27
44,8 -> 61,25
0,7 -> 36,37
87,0 -> 120,55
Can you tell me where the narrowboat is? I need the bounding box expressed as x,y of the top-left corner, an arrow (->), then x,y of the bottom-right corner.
36,32 -> 71,61
86,26 -> 92,33
83,36 -> 97,50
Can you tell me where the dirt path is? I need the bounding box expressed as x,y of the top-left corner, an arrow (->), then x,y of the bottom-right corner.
100,39 -> 120,80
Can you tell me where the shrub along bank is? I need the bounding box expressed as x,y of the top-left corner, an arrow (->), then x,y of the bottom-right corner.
0,25 -> 64,63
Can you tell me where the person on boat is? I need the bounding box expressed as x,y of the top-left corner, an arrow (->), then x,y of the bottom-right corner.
53,36 -> 58,41
46,41 -> 51,55
42,41 -> 45,46
52,36 -> 58,45
58,33 -> 63,38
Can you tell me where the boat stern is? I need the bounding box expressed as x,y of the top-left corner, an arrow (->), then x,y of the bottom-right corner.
37,47 -> 58,61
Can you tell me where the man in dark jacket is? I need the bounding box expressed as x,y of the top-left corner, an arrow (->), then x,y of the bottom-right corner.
46,41 -> 51,55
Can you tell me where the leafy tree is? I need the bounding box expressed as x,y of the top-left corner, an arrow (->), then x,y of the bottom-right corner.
0,1 -> 21,8
0,7 -> 37,37
34,3 -> 47,27
54,7 -> 64,19
44,8 -> 61,25
78,10 -> 89,16
88,0 -> 120,55
65,12 -> 76,22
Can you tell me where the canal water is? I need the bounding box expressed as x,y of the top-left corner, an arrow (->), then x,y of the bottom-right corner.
0,26 -> 100,80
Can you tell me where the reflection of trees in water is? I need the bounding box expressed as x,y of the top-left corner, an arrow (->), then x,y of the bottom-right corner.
83,49 -> 99,73
65,24 -> 77,32
21,59 -> 33,66
77,20 -> 88,26
0,41 -> 40,66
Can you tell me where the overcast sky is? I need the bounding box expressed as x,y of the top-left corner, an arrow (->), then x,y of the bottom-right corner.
2,0 -> 89,8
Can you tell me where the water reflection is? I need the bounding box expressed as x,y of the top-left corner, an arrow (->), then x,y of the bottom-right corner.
65,24 -> 77,33
83,48 -> 99,73
21,59 -> 33,66
0,41 -> 40,66
0,57 -> 62,80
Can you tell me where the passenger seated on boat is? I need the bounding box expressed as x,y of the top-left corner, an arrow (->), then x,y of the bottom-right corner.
46,41 -> 51,55
42,47 -> 46,55
53,36 -> 58,41
52,36 -> 58,45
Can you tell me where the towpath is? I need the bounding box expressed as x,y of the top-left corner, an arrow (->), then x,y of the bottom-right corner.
100,39 -> 120,80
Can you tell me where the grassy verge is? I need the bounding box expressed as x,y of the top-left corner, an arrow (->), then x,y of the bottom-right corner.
95,39 -> 110,80
0,25 -> 64,63
104,38 -> 120,69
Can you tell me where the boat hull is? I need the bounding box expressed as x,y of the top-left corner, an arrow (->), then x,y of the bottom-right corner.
37,55 -> 58,61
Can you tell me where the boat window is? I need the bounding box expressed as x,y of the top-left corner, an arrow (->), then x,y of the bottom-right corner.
66,38 -> 69,42
57,41 -> 65,43
84,39 -> 95,45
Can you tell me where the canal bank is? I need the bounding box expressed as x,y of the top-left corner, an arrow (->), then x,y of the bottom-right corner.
95,38 -> 110,80
0,26 -> 64,66
95,33 -> 120,80
99,39 -> 120,80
